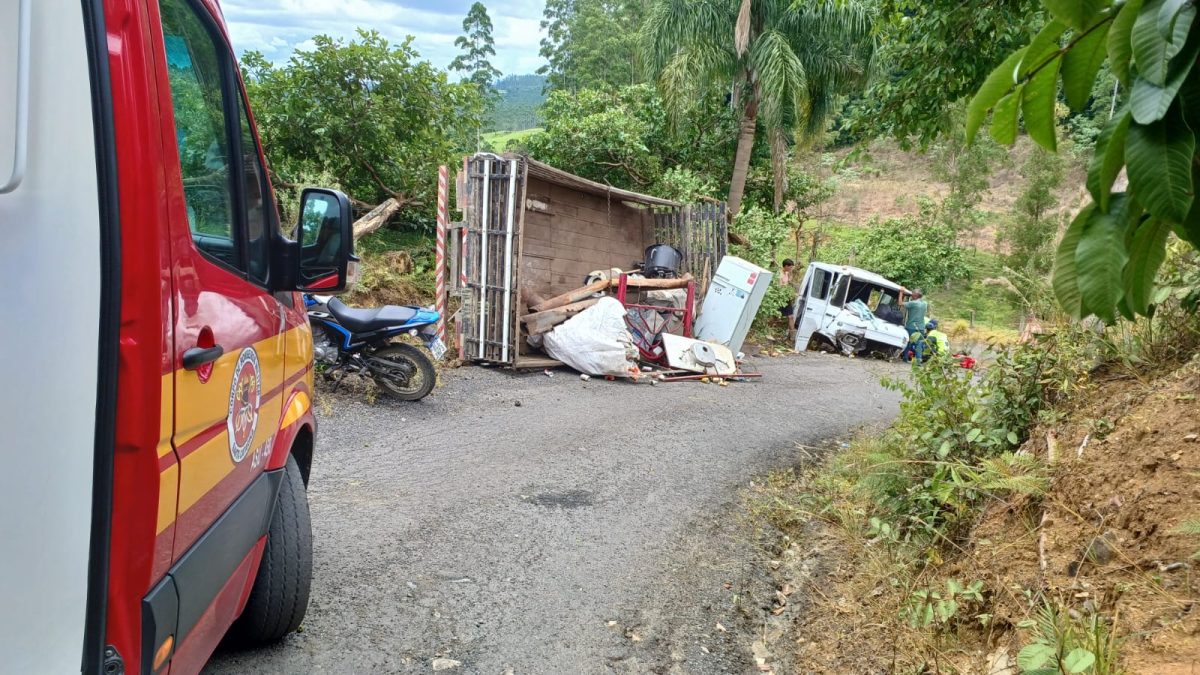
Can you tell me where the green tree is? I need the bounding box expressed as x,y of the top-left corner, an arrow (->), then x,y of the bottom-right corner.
641,0 -> 873,218
450,2 -> 503,101
538,0 -> 646,92
241,31 -> 482,219
969,0 -> 1200,323
858,205 -> 970,290
524,84 -> 736,190
843,0 -> 1038,147
1000,147 -> 1066,272
929,118 -> 1010,232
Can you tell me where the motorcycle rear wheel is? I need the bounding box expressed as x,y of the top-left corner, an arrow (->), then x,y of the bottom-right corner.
369,343 -> 436,401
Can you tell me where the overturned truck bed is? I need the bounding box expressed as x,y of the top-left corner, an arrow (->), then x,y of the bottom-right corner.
453,153 -> 727,368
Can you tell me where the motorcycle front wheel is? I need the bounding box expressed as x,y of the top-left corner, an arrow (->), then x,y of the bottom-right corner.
367,343 -> 437,401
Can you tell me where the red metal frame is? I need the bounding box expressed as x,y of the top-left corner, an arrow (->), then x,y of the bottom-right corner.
615,273 -> 696,363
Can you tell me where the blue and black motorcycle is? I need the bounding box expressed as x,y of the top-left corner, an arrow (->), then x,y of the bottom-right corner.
304,294 -> 445,401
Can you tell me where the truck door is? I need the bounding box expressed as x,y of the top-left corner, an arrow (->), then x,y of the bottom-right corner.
793,265 -> 831,350
153,0 -> 286,657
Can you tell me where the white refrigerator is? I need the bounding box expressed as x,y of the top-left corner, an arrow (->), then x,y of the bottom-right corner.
694,256 -> 773,354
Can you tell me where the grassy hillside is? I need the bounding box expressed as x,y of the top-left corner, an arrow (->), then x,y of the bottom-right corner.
482,127 -> 542,152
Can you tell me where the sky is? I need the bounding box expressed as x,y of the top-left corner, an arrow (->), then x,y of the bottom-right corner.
221,0 -> 547,76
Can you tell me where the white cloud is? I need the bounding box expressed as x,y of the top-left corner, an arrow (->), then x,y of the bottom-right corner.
221,0 -> 547,76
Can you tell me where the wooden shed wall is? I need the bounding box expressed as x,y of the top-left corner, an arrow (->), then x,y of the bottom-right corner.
520,176 -> 656,296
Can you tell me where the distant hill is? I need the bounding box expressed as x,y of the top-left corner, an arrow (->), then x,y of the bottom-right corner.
490,74 -> 546,132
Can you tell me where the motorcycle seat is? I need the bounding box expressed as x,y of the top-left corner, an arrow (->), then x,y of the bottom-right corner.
327,297 -> 419,333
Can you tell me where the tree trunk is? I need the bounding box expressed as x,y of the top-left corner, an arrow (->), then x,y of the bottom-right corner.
770,127 -> 788,214
352,198 -> 402,241
726,94 -> 758,222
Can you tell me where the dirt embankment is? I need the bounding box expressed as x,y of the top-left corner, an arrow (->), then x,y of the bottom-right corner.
744,358 -> 1200,673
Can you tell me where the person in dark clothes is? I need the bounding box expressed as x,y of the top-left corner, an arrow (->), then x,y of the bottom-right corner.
778,259 -> 797,336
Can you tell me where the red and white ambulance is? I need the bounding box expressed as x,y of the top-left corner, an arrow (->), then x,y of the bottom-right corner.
1,0 -> 356,672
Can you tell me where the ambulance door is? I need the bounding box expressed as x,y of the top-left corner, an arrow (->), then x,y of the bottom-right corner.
152,0 -> 285,655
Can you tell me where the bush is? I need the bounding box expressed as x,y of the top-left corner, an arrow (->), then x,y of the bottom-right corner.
864,329 -> 1093,548
742,163 -> 837,215
730,207 -> 797,323
857,201 -> 969,290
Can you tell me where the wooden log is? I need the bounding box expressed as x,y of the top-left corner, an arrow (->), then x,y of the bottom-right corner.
521,283 -> 548,313
521,298 -> 599,335
352,198 -> 402,241
619,274 -> 693,289
529,279 -> 609,313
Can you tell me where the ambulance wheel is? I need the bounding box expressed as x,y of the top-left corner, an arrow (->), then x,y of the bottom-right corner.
232,454 -> 312,645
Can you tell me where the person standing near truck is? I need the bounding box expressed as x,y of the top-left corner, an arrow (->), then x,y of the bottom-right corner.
778,259 -> 798,338
902,289 -> 929,362
904,289 -> 928,334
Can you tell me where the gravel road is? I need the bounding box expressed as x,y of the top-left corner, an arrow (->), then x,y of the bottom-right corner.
205,352 -> 901,674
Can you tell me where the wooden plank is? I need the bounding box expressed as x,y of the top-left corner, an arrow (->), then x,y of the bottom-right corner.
520,298 -> 599,334
530,278 -> 609,313
512,355 -> 565,370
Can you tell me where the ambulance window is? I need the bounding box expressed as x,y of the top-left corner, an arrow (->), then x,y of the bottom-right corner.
237,95 -> 270,284
161,0 -> 238,269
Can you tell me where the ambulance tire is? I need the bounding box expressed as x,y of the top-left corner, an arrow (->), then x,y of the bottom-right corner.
232,454 -> 313,645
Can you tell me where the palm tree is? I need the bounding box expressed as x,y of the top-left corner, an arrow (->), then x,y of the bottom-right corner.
642,0 -> 873,217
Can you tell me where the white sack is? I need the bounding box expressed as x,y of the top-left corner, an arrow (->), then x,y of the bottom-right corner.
543,297 -> 640,378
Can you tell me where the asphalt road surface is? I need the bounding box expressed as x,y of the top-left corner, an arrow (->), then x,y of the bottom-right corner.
205,353 -> 901,674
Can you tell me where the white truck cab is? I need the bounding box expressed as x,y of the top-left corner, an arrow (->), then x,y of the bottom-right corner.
792,262 -> 909,357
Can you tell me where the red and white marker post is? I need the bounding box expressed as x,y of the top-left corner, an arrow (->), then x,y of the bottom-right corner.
435,165 -> 448,343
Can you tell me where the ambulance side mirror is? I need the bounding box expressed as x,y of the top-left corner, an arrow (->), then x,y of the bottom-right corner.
295,188 -> 358,293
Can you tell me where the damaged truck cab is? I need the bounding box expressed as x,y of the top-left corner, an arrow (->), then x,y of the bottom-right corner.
792,263 -> 909,358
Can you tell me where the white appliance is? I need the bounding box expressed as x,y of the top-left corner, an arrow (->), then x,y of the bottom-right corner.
694,256 -> 773,354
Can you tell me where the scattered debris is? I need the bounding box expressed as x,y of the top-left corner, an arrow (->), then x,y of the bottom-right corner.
431,658 -> 462,671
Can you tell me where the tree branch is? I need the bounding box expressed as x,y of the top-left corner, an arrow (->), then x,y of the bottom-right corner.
359,158 -> 407,202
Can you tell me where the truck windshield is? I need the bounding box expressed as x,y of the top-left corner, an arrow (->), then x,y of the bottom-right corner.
837,278 -> 903,325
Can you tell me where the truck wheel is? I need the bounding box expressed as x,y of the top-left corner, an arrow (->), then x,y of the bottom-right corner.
232,454 -> 312,645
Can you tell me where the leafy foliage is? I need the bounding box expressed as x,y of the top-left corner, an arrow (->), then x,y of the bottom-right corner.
241,31 -> 483,218
651,167 -> 721,203
843,0 -> 1039,146
929,123 -> 1010,231
538,0 -> 647,92
856,203 -> 969,290
902,579 -> 985,629
730,207 -> 797,321
524,84 -> 737,190
863,329 -> 1091,548
969,0 -> 1200,324
742,163 -> 837,216
1018,601 -> 1121,674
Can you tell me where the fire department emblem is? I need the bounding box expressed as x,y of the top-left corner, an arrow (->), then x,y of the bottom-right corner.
227,347 -> 262,463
